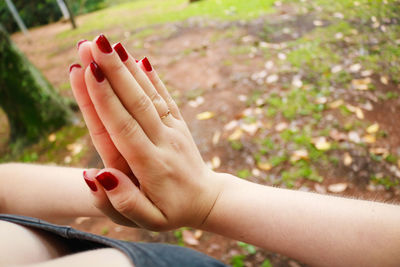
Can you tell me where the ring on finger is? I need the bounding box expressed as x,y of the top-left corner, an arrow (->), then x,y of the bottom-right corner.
160,110 -> 171,120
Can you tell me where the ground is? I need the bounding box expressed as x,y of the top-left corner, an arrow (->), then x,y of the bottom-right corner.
1,0 -> 400,266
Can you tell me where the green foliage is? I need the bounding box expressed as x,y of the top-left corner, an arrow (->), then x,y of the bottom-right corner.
238,241 -> 257,255
0,0 -> 107,33
231,254 -> 246,267
261,259 -> 273,267
237,169 -> 251,179
58,0 -> 276,38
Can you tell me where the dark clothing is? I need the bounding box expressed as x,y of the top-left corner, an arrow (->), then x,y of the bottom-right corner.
0,214 -> 228,267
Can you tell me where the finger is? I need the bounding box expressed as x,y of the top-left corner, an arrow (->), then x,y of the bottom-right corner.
83,169 -> 138,227
84,61 -> 156,166
69,63 -> 131,174
77,40 -> 93,67
90,34 -> 164,143
113,42 -> 170,121
94,168 -> 168,231
139,57 -> 181,120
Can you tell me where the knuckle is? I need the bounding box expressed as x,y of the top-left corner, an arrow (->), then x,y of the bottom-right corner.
113,119 -> 139,138
113,194 -> 138,216
128,94 -> 152,115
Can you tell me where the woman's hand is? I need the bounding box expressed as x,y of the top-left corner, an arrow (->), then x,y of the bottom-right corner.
69,35 -> 225,231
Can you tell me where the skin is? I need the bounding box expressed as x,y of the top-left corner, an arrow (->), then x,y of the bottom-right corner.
0,34 -> 399,266
70,35 -> 400,266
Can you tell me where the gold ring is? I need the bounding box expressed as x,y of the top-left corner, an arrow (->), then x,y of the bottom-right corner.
160,110 -> 171,120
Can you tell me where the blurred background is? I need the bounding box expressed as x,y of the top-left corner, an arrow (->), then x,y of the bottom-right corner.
1,0 -> 400,266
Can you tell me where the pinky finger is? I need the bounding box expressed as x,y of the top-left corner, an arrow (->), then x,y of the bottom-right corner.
83,169 -> 138,227
139,57 -> 181,119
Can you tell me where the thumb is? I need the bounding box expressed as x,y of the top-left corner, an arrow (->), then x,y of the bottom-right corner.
94,168 -> 168,231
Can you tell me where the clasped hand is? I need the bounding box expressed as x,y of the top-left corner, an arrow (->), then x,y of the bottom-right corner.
69,35 -> 224,231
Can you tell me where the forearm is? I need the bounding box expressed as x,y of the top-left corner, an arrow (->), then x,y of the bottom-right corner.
203,172 -> 400,267
0,163 -> 103,221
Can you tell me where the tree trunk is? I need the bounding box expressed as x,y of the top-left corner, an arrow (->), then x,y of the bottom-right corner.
0,25 -> 72,148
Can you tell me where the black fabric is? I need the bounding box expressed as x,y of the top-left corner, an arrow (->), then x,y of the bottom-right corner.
0,214 -> 228,267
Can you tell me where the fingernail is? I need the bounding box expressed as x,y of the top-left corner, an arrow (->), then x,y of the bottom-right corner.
83,171 -> 97,192
96,34 -> 113,54
90,61 -> 105,82
69,63 -> 81,73
135,59 -> 139,63
95,172 -> 119,191
77,39 -> 87,49
114,42 -> 128,62
142,57 -> 152,72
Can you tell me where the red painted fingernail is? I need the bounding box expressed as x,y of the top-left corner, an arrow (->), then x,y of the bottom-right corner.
83,171 -> 97,192
96,34 -> 113,54
114,42 -> 128,62
77,39 -> 87,49
135,59 -> 139,63
142,57 -> 152,72
69,63 -> 81,73
95,172 -> 119,191
90,61 -> 105,82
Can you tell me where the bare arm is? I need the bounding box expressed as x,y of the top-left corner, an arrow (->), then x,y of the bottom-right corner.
0,163 -> 103,221
202,172 -> 400,267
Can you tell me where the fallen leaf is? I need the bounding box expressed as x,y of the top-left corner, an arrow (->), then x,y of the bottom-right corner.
212,131 -> 221,145
75,217 -> 90,224
292,77 -> 303,88
363,134 -> 376,144
355,108 -> 364,119
316,96 -> 327,104
313,20 -> 323,26
329,129 -> 347,141
366,123 -> 379,134
329,99 -> 344,109
228,128 -> 243,141
183,230 -> 199,246
343,152 -> 353,166
194,230 -> 203,239
48,133 -> 56,142
361,70 -> 373,77
241,123 -> 259,136
266,74 -> 279,84
211,156 -> 221,169
257,162 -> 272,171
313,137 -> 331,151
348,131 -> 361,143
380,75 -> 389,85
224,120 -> 238,131
369,147 -> 389,157
331,65 -> 343,73
328,183 -> 348,193
290,149 -> 309,162
314,184 -> 327,194
196,111 -> 215,120
349,63 -> 362,73
252,168 -> 261,177
275,122 -> 288,132
352,78 -> 371,90
67,143 -> 83,156
238,95 -> 247,102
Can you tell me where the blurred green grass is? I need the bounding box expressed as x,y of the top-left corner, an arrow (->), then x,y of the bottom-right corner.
58,0 -> 275,39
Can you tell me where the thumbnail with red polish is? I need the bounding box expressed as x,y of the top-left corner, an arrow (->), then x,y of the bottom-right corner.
114,42 -> 128,62
77,39 -> 87,49
83,171 -> 97,192
69,63 -> 81,73
96,34 -> 113,54
96,172 -> 119,191
142,57 -> 153,72
90,61 -> 105,82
